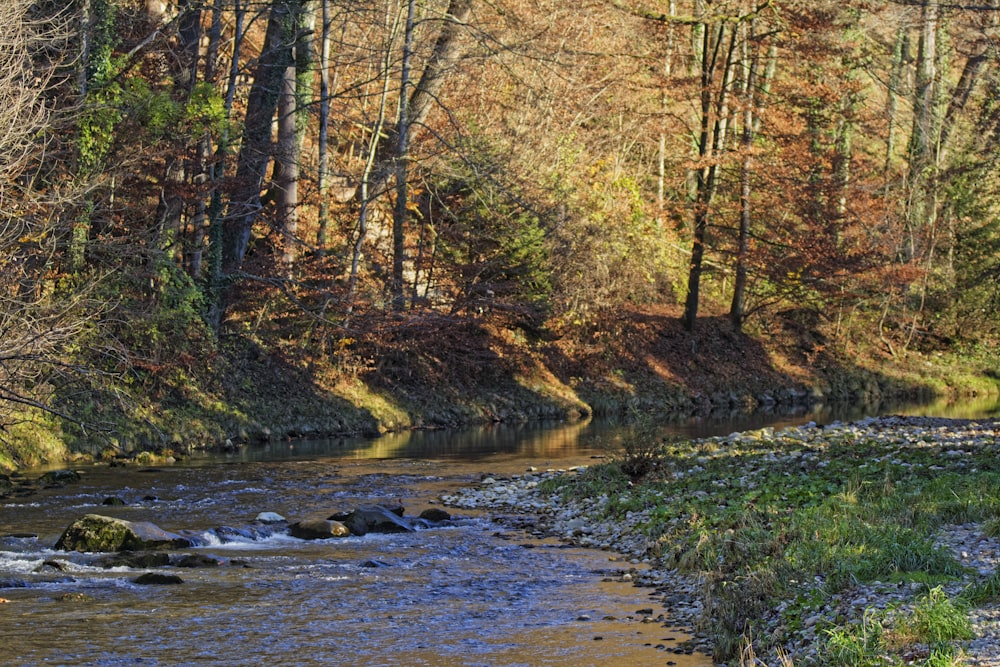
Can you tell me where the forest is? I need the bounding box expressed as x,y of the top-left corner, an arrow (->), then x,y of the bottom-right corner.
1,0 -> 999,467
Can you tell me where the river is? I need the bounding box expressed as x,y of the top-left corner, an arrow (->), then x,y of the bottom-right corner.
2,396 -> 998,667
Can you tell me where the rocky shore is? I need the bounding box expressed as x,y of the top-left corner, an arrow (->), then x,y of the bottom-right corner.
441,416 -> 1000,666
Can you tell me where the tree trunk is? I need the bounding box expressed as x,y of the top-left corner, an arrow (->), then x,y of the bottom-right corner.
177,0 -> 201,93
905,0 -> 940,262
366,0 -> 472,310
316,0 -> 332,255
188,0 -> 223,280
205,0 -> 245,330
347,1 -> 403,313
223,0 -> 300,274
275,59 -> 299,275
404,0 -> 473,134
682,21 -> 738,331
658,0 -> 676,218
883,27 -> 907,182
730,17 -> 760,332
391,0 -> 416,311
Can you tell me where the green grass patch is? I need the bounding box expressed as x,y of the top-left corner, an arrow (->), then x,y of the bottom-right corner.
904,587 -> 973,644
960,570 -> 1000,606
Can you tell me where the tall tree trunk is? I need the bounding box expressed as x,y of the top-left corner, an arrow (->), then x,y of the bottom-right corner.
391,0 -> 416,311
404,0 -> 473,134
658,0 -> 676,218
730,17 -> 760,332
906,0 -> 940,262
377,0 -> 471,310
682,21 -> 738,331
78,0 -> 91,98
316,0 -> 332,255
223,0 -> 300,273
188,0 -> 223,280
276,59 -> 299,275
205,0 -> 245,330
347,1 -> 402,313
883,27 -> 907,183
177,0 -> 201,93
71,0 -> 95,272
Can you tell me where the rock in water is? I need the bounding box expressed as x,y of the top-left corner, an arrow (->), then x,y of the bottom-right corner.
133,573 -> 183,585
54,514 -> 191,552
418,508 -> 452,522
288,519 -> 351,540
96,552 -> 171,569
328,505 -> 414,536
175,554 -> 224,568
38,470 -> 82,487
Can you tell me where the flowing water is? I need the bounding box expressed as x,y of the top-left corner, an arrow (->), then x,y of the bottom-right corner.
2,397 -> 998,667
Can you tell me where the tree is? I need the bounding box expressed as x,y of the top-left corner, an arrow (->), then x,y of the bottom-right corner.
0,0 -> 107,433
729,14 -> 763,331
680,3 -> 744,331
391,0 -> 473,310
224,0 -> 304,274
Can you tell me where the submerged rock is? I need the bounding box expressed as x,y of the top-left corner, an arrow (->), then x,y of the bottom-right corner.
97,552 -> 172,569
133,572 -> 183,585
55,514 -> 191,553
255,512 -> 286,524
289,519 -> 350,540
174,554 -> 223,568
38,470 -> 82,486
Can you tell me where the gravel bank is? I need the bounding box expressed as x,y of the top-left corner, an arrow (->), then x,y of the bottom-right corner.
441,416 -> 1000,666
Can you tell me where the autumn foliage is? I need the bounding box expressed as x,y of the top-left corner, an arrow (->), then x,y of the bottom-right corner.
1,0 -> 998,448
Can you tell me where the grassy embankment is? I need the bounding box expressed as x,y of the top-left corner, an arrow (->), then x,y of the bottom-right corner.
542,418 -> 1000,665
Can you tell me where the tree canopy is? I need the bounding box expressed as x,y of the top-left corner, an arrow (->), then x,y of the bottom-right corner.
2,0 -> 999,455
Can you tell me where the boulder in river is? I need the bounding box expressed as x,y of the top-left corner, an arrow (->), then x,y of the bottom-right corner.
38,470 -> 82,487
289,519 -> 351,540
174,554 -> 223,568
328,505 -> 413,536
418,508 -> 452,522
55,514 -> 191,552
97,552 -> 172,569
133,572 -> 183,585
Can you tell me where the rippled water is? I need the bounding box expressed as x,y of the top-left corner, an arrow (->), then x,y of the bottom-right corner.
3,399 -> 997,667
0,427 -> 711,667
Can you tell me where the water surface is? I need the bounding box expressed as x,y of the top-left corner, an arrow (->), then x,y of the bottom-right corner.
2,398 -> 996,666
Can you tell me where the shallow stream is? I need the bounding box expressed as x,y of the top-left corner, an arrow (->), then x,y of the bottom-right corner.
2,397 -> 998,666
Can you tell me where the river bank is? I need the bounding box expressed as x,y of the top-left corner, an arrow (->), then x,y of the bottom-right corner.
4,306 -> 997,474
441,416 -> 1000,666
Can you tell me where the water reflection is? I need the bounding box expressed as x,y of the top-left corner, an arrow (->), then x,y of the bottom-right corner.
200,395 -> 1000,466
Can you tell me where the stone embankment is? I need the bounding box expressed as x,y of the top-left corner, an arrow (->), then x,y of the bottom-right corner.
441,416 -> 1000,666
